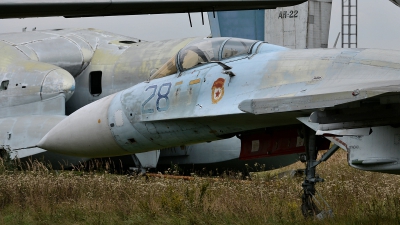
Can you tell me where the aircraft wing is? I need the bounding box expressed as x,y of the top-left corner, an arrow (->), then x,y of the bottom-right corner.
0,0 -> 306,19
239,83 -> 400,115
238,82 -> 400,136
238,90 -> 386,115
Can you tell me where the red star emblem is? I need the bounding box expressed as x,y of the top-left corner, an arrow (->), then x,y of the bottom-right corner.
211,78 -> 225,104
215,89 -> 220,98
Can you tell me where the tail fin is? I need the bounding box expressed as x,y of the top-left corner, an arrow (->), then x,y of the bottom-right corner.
208,10 -> 265,41
208,0 -> 332,49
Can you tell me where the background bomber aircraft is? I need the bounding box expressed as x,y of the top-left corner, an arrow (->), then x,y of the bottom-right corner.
3,0 -> 400,218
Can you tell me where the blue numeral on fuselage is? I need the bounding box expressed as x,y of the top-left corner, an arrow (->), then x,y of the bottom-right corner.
141,85 -> 157,114
142,82 -> 172,114
156,83 -> 172,112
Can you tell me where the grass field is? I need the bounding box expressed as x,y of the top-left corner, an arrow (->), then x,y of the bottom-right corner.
0,150 -> 400,225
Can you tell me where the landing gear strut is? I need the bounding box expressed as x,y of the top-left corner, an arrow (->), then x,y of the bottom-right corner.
300,128 -> 339,219
131,154 -> 147,175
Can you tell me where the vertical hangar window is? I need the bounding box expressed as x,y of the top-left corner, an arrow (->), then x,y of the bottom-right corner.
89,71 -> 102,96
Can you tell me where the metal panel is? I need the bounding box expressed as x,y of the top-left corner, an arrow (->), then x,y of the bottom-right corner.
265,0 -> 332,49
157,136 -> 299,171
239,126 -> 306,160
26,38 -> 84,77
308,0 -> 332,48
0,31 -> 58,45
265,1 -> 308,48
0,94 -> 66,118
0,114 -> 66,155
14,45 -> 39,61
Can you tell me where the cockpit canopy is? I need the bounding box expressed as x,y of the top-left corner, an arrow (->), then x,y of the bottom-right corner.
151,37 -> 258,80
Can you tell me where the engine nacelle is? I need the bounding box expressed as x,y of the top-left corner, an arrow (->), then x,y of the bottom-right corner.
342,126 -> 400,174
300,116 -> 400,175
0,59 -> 75,109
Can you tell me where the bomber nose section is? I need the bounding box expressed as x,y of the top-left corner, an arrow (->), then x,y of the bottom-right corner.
37,93 -> 129,157
41,68 -> 75,101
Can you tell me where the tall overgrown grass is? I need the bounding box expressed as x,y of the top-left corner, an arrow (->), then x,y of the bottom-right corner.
0,150 -> 400,224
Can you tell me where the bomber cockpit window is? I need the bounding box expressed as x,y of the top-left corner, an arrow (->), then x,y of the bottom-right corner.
178,38 -> 226,71
221,38 -> 257,59
1,80 -> 9,90
89,71 -> 102,96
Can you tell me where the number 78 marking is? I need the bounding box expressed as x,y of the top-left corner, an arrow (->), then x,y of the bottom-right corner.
141,82 -> 172,114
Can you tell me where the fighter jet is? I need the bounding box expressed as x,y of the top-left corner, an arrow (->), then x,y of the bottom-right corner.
4,0 -> 400,218
0,0 -> 313,172
35,32 -> 400,216
0,27 -> 305,174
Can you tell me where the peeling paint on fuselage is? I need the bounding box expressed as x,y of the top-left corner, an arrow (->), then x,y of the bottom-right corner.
66,33 -> 197,114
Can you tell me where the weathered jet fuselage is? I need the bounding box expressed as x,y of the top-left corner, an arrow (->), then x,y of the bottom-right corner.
39,38 -> 400,162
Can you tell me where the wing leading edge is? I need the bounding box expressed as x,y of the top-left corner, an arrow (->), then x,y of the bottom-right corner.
0,0 -> 306,19
238,90 -> 386,115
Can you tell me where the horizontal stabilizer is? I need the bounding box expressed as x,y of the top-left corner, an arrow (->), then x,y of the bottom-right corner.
316,128 -> 372,136
9,147 -> 46,159
351,158 -> 397,165
238,90 -> 384,115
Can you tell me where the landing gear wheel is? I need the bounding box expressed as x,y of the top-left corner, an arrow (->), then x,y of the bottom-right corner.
301,193 -> 321,218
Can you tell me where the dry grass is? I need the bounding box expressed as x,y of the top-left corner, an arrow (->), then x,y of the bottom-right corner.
0,150 -> 400,224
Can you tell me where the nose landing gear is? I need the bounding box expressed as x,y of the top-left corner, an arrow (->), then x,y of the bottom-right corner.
300,128 -> 339,219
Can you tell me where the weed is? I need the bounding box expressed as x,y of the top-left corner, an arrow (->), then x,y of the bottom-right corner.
0,150 -> 398,224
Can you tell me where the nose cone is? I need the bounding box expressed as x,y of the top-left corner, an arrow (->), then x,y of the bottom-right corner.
41,69 -> 75,101
38,93 -> 129,157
